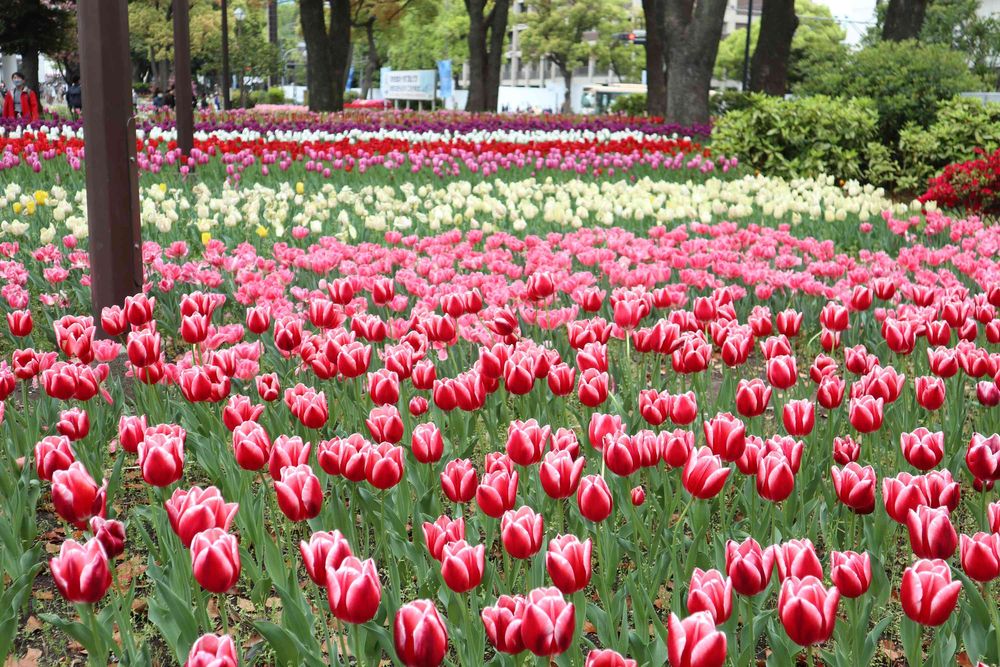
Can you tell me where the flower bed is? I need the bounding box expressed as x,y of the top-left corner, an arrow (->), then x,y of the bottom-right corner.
2,199 -> 1000,665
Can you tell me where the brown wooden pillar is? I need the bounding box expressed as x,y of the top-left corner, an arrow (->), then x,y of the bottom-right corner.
76,0 -> 143,318
173,0 -> 194,156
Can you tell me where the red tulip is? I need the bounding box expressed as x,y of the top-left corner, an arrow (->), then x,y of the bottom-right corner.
735,379 -> 770,418
441,458 -> 478,503
669,391 -> 698,426
603,431 -> 641,477
300,530 -> 353,586
966,432 -> 1000,482
977,381 -> 1000,407
682,447 -> 731,499
411,423 -> 444,464
285,384 -> 328,429
34,435 -> 75,482
781,399 -> 814,436
506,419 -> 551,466
667,611 -> 727,667
56,407 -> 89,442
776,309 -> 803,337
703,413 -> 745,462
52,462 -> 106,528
422,515 -> 465,562
366,405 -> 404,444
586,649 -> 637,667
126,330 -> 161,368
409,396 -> 429,416
960,532 -> 1000,582
577,474 -> 613,522
6,309 -> 32,337
907,505 -> 957,559
546,534 -> 593,594
831,463 -> 876,514
274,464 -> 323,522
630,485 -> 646,506
89,516 -> 125,559
539,450 -> 585,499
268,435 -> 311,481
190,528 -> 241,593
848,395 -> 884,433
501,506 -> 544,559
481,595 -> 526,655
777,576 -> 839,646
166,486 -> 239,548
577,368 -> 609,407
50,538 -> 112,603
687,568 -> 732,623
365,442 -> 405,489
521,587 -> 575,656
221,395 -> 262,432
832,435 -> 860,465
756,451 -> 795,503
989,502 -> 1000,533
394,599 -> 448,667
185,634 -> 238,667
245,306 -> 270,334
774,539 -> 823,582
639,389 -> 670,425
829,550 -> 872,598
900,559 -> 961,626
816,375 -> 845,410
256,373 -> 280,402
766,355 -> 797,390
368,369 -> 400,406
900,428 -> 944,471
440,540 -> 485,592
661,429 -> 694,469
927,347 -> 959,378
232,421 -> 271,472
327,556 -> 382,623
736,435 -> 764,475
588,413 -> 623,451
477,469 -> 519,518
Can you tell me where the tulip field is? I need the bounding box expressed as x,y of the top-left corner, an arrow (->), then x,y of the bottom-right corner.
1,110 -> 1000,667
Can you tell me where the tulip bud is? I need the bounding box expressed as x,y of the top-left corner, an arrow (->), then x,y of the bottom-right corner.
829,550 -> 872,598
777,576 -> 839,646
481,595 -> 526,655
185,634 -> 238,667
501,506 -> 544,559
667,611 -> 727,667
327,556 -> 382,623
900,559 -> 961,626
546,534 -> 592,594
190,528 -> 241,593
440,540 -> 485,592
299,530 -> 353,587
89,516 -> 126,559
394,600 -> 448,667
577,474 -> 613,523
521,587 -> 575,656
906,505 -> 957,560
687,568 -> 732,623
50,538 -> 112,603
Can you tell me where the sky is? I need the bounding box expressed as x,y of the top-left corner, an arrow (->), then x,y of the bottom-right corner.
813,0 -> 878,45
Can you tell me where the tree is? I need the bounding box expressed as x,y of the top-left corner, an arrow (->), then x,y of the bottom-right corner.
300,0 -> 352,111
0,0 -> 75,92
795,39 -> 983,144
519,0 -> 629,113
714,0 -> 846,90
663,0 -> 728,126
464,0 -> 510,112
749,0 -> 797,95
351,0 -> 421,100
385,0 -> 468,70
881,0 -> 929,41
641,0 -> 666,116
921,0 -> 1000,86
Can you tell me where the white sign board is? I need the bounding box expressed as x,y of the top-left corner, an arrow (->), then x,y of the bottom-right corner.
382,70 -> 437,101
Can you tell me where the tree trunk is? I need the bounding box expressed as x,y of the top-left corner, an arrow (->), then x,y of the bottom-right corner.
560,67 -> 573,113
465,0 -> 487,111
21,50 -> 40,96
361,19 -> 379,100
749,0 -> 798,95
642,0 -> 667,117
663,0 -> 728,126
465,0 -> 510,112
882,0 -> 929,41
300,0 -> 350,111
329,0 -> 352,108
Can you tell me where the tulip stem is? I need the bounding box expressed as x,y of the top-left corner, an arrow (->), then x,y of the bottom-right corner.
78,603 -> 105,667
218,592 -> 231,641
984,582 -> 1000,664
806,645 -> 816,667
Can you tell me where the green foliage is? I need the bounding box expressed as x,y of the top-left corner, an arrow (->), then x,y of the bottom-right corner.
895,97 -> 1000,191
714,0 -> 848,88
0,0 -> 74,58
519,0 -> 629,81
708,90 -> 755,117
794,40 -> 984,144
385,0 -> 469,69
713,94 -> 879,181
609,93 -> 646,116
921,0 -> 1000,83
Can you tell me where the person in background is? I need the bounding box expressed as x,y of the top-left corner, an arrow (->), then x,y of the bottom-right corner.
65,76 -> 82,118
2,71 -> 39,121
152,86 -> 165,109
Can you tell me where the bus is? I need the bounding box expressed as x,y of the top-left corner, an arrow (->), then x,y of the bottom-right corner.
580,83 -> 647,115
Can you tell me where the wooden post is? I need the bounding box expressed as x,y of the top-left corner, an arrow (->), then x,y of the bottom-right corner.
76,0 -> 143,318
221,0 -> 231,110
173,0 -> 194,156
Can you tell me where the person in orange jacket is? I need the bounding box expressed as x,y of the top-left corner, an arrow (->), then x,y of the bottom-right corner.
2,72 -> 39,122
